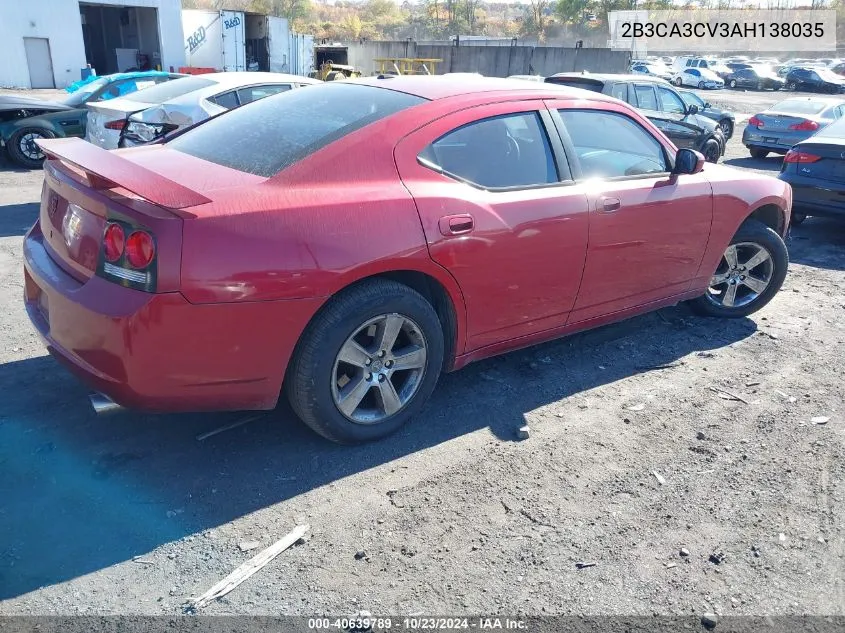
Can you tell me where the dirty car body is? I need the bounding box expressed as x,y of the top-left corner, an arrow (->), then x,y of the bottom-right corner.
24,77 -> 792,443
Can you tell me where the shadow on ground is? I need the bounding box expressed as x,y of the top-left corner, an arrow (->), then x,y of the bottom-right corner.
788,216 -> 845,271
0,203 -> 38,238
0,305 -> 759,600
723,155 -> 783,172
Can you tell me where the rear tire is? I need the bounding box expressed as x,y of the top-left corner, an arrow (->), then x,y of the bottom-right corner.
698,81 -> 705,89
7,127 -> 56,169
718,118 -> 734,138
689,219 -> 788,319
729,79 -> 738,88
286,279 -> 444,444
675,77 -> 683,86
749,147 -> 768,159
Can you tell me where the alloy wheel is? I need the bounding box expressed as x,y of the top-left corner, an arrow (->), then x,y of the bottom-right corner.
18,132 -> 46,161
706,242 -> 774,309
331,313 -> 428,424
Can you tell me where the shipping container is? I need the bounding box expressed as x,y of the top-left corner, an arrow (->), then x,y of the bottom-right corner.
182,9 -> 246,72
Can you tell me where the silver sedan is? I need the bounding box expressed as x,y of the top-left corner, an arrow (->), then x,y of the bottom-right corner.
742,96 -> 845,158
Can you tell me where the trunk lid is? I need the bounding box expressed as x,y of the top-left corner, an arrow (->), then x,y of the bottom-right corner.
788,141 -> 845,184
755,113 -> 820,133
35,138 -> 258,291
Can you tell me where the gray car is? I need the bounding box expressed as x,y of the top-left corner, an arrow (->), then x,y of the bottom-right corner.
742,96 -> 845,158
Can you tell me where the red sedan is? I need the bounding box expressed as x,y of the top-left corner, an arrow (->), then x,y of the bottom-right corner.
24,76 -> 792,443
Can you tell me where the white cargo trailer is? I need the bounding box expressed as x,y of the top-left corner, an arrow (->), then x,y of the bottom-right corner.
243,14 -> 314,75
182,9 -> 246,71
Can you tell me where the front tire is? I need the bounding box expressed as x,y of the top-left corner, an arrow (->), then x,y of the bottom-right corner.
698,81 -> 705,89
718,118 -> 734,138
689,219 -> 788,318
729,79 -> 738,88
675,77 -> 683,86
701,139 -> 721,163
787,81 -> 797,91
7,127 -> 56,169
286,279 -> 445,444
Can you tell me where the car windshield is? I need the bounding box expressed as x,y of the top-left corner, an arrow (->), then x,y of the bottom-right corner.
62,78 -> 110,107
770,99 -> 828,115
127,76 -> 216,104
168,82 -> 426,177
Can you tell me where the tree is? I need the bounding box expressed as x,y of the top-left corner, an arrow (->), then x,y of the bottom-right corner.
553,0 -> 590,24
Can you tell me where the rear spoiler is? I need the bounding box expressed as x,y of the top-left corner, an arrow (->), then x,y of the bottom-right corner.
36,137 -> 211,210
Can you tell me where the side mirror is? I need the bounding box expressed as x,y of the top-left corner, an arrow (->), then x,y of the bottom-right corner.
686,104 -> 699,115
674,148 -> 705,175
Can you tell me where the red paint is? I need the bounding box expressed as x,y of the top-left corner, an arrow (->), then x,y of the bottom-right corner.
23,78 -> 792,413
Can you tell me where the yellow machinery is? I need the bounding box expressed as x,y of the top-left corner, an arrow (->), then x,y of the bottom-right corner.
312,62 -> 362,81
373,58 -> 443,76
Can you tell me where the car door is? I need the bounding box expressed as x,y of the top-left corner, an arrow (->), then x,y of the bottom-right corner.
547,104 -> 713,323
653,85 -> 700,148
736,69 -> 753,88
394,102 -> 590,350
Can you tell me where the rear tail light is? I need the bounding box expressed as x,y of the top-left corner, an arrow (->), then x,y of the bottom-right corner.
98,220 -> 157,292
125,230 -> 155,269
104,119 -> 127,130
748,115 -> 763,127
103,223 -> 125,262
784,149 -> 821,163
788,119 -> 819,131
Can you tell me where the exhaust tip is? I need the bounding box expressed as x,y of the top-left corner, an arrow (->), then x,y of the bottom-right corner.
89,392 -> 123,415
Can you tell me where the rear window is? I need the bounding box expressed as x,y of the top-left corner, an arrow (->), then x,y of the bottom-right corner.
168,82 -> 426,177
129,76 -> 216,104
772,99 -> 828,115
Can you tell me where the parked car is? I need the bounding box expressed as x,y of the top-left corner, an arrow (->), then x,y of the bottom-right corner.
0,71 -> 182,168
831,62 -> 845,77
86,72 -> 320,149
630,62 -> 672,81
727,62 -> 754,73
742,96 -> 845,158
673,68 -> 724,89
784,67 -> 845,93
677,89 -> 736,138
725,67 -> 785,91
778,115 -> 845,225
507,75 -> 544,82
26,76 -> 791,443
546,73 -> 725,162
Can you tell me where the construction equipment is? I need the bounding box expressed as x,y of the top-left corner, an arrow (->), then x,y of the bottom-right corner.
310,61 -> 362,81
373,58 -> 443,76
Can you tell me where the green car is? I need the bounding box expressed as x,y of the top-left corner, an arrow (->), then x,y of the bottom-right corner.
0,71 -> 183,168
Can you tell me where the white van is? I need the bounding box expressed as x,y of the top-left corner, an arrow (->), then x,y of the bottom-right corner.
673,56 -> 730,79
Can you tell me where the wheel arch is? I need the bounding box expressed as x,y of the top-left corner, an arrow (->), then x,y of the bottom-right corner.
745,202 -> 788,237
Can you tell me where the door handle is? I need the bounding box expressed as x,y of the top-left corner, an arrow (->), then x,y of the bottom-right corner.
599,197 -> 621,213
439,214 -> 474,236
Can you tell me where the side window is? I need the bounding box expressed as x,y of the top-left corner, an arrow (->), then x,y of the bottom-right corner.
657,87 -> 685,114
686,59 -> 694,67
634,84 -> 658,110
237,83 -> 292,105
689,69 -> 701,77
609,82 -> 629,102
211,90 -> 240,109
558,109 -> 667,179
418,112 -> 559,189
809,72 -> 820,81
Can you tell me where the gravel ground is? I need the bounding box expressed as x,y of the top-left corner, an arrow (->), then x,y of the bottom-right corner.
0,87 -> 843,618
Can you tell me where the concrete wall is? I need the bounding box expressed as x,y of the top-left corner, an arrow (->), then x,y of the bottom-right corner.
345,40 -> 630,78
0,0 -> 185,88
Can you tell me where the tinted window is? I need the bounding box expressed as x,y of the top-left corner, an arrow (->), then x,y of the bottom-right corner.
419,112 -> 558,189
211,90 -> 240,109
558,110 -> 667,179
679,91 -> 705,108
634,85 -> 657,110
657,87 -> 685,114
169,83 -> 425,177
237,83 -> 291,104
129,76 -> 216,104
609,82 -> 629,102
689,69 -> 701,77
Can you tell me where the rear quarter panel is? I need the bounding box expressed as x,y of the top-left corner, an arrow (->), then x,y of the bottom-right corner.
693,164 -> 791,289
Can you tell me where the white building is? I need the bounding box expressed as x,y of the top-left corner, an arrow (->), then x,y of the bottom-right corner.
0,0 -> 186,89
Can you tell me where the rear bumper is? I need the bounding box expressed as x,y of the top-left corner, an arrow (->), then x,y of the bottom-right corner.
778,176 -> 845,217
23,224 -> 324,412
743,129 -> 811,153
